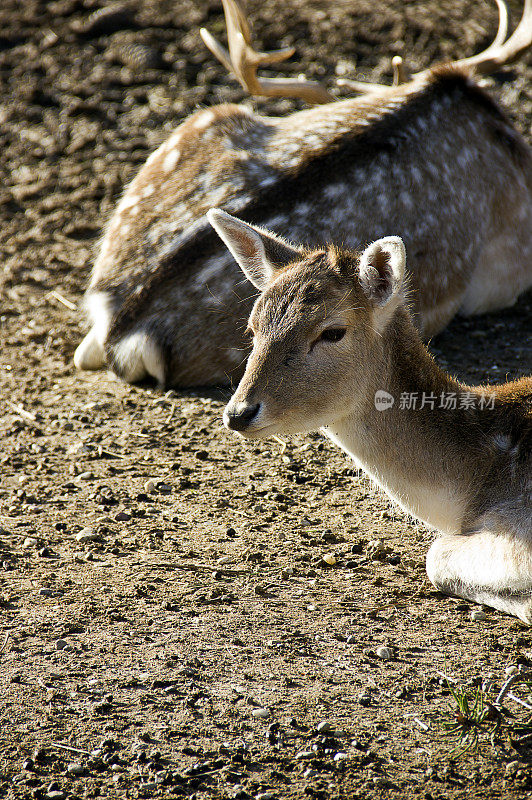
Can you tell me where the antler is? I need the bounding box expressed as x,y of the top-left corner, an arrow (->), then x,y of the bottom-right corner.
338,0 -> 530,95
440,0 -> 531,75
200,0 -> 334,105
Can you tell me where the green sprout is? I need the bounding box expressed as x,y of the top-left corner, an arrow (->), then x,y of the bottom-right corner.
438,669 -> 532,757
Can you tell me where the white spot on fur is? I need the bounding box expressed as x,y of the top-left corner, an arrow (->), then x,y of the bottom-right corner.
192,110 -> 216,130
120,223 -> 131,237
163,148 -> 181,173
399,191 -> 413,210
192,255 -> 232,290
118,193 -> 140,212
146,143 -> 165,166
493,434 -> 512,451
141,183 -> 155,198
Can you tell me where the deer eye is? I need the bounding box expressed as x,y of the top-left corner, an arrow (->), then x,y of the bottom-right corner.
319,327 -> 346,343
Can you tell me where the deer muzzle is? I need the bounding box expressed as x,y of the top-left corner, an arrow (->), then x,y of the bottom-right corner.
223,400 -> 261,432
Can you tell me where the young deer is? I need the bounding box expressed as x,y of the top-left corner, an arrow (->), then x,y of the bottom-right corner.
74,0 -> 532,388
210,208 -> 532,624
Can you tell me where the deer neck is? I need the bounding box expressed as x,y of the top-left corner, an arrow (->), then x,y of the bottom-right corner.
323,311 -> 480,535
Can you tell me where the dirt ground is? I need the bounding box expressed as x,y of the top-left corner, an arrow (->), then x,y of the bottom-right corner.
1,0 -> 532,798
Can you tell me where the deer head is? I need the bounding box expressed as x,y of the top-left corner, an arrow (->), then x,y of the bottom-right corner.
208,208 -> 406,437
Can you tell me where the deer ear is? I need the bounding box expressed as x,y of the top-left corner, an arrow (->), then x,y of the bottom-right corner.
207,208 -> 301,290
358,236 -> 406,306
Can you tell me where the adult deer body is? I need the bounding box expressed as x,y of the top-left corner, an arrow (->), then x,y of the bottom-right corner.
211,208 -> 532,623
74,0 -> 532,388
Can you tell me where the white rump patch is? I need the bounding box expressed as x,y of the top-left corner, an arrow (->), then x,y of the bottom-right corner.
163,148 -> 181,173
74,291 -> 113,371
111,332 -> 165,385
86,291 -> 113,345
74,330 -> 105,371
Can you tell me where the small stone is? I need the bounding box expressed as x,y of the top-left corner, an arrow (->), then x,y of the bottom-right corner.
115,511 -> 131,521
39,588 -> 54,597
505,665 -> 519,676
76,471 -> 93,481
23,758 -> 34,771
316,721 -> 332,733
23,537 -> 38,548
471,609 -> 487,621
358,690 -> 372,706
256,793 -> 275,800
375,645 -> 393,661
333,752 -> 348,762
38,547 -> 52,557
252,707 -> 270,719
295,750 -> 313,759
67,762 -> 85,776
366,538 -> 385,559
46,792 -> 66,800
75,527 -> 98,543
144,479 -> 157,494
322,553 -> 336,566
55,639 -> 69,650
346,635 -> 357,644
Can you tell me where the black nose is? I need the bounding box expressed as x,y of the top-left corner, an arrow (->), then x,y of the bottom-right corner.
224,401 -> 260,431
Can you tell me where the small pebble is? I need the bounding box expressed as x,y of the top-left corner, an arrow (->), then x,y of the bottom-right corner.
346,634 -> 357,644
75,527 -> 98,543
366,538 -> 385,559
471,610 -> 487,621
322,553 -> 336,566
76,471 -> 93,481
333,752 -> 348,762
316,721 -> 332,733
55,639 -> 69,651
256,793 -> 275,800
144,479 -> 157,494
252,708 -> 270,719
505,665 -> 519,676
295,750 -> 313,759
39,588 -> 54,597
67,762 -> 85,776
375,646 -> 393,661
358,692 -> 371,706
23,537 -> 38,548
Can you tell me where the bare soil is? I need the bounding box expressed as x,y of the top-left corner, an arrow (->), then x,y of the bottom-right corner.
1,1 -> 532,798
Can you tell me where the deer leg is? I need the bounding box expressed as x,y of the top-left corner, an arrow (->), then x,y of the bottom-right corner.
426,530 -> 532,623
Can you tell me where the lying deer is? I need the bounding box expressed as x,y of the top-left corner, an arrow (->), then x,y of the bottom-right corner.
210,208 -> 532,623
74,0 -> 532,388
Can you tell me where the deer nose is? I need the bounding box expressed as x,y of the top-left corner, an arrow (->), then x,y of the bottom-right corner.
224,401 -> 260,431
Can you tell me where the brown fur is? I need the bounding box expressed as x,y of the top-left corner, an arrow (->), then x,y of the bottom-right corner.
75,65 -> 532,387
215,212 -> 532,622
